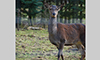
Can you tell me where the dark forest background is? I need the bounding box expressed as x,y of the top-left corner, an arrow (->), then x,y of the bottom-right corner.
16,0 -> 85,30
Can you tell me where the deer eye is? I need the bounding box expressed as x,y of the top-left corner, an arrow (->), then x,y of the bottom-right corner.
56,8 -> 59,10
49,8 -> 52,10
50,9 -> 52,10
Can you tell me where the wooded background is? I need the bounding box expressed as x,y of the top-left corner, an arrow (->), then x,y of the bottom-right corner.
16,0 -> 85,30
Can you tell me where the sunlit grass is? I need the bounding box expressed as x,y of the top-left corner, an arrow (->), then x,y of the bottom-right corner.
16,29 -> 81,60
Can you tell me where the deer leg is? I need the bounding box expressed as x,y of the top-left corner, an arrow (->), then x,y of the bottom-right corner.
57,43 -> 64,60
80,44 -> 85,60
57,47 -> 64,60
75,41 -> 85,60
80,47 -> 85,60
61,52 -> 64,60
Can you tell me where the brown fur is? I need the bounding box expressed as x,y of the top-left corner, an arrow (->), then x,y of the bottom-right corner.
57,23 -> 85,47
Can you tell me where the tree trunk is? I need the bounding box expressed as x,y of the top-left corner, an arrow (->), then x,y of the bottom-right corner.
17,0 -> 21,25
17,9 -> 20,31
60,0 -> 63,23
56,0 -> 59,22
80,3 -> 82,23
41,2 -> 44,28
29,15 -> 32,26
29,8 -> 32,26
16,0 -> 21,30
72,2 -> 75,23
43,18 -> 46,28
68,0 -> 70,23
17,17 -> 19,31
64,0 -> 67,24
76,0 -> 79,23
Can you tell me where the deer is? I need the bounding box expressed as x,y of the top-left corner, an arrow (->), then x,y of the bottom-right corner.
44,2 -> 85,60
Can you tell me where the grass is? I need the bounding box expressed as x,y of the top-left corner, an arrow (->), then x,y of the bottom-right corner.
16,29 -> 81,60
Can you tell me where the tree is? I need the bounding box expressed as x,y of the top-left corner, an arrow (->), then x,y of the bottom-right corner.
21,0 -> 43,26
59,0 -> 63,23
16,0 -> 21,30
64,0 -> 85,23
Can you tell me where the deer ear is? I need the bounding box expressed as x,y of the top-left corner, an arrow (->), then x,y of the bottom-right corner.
58,3 -> 64,9
58,8 -> 60,11
43,2 -> 50,8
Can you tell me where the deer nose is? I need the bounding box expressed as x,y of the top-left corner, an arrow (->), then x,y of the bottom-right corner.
53,13 -> 56,15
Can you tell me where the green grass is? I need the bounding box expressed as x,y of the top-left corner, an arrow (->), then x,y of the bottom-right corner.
16,29 -> 81,60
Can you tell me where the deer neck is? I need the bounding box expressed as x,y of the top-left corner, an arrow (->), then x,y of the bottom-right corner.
48,17 -> 57,34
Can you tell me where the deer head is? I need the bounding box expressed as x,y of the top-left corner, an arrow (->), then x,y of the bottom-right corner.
44,2 -> 64,18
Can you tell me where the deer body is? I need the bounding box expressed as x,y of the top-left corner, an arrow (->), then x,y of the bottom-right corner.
44,3 -> 85,60
48,17 -> 85,47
